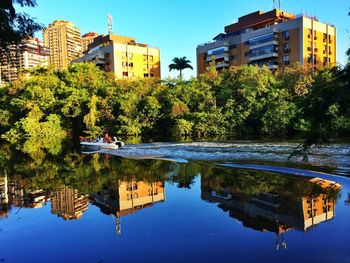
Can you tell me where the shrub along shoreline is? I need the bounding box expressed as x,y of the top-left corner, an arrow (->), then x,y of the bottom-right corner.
0,61 -> 349,156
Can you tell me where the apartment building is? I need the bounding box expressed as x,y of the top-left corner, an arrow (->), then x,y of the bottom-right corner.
73,34 -> 161,78
43,20 -> 82,70
51,186 -> 89,220
81,32 -> 99,54
91,180 -> 165,235
197,9 -> 336,75
0,37 -> 49,84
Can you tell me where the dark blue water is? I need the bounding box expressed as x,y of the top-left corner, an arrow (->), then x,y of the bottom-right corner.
0,142 -> 349,262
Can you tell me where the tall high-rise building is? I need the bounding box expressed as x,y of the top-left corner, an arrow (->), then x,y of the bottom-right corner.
0,37 -> 49,84
73,34 -> 161,78
197,9 -> 336,75
43,20 -> 82,70
51,186 -> 89,220
81,32 -> 99,54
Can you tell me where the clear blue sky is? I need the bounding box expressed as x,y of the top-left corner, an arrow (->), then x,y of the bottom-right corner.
19,0 -> 350,79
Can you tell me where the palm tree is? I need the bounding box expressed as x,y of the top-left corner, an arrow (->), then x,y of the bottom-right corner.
169,57 -> 193,79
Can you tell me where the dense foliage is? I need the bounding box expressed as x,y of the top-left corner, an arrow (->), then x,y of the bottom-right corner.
0,59 -> 349,155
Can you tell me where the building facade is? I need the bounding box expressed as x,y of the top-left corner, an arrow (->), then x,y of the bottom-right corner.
81,32 -> 99,54
91,180 -> 165,235
0,37 -> 49,84
197,9 -> 336,75
43,20 -> 82,70
51,186 -> 89,220
73,34 -> 161,79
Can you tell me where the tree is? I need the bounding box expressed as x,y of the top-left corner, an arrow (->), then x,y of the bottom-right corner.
0,0 -> 43,54
169,57 -> 193,79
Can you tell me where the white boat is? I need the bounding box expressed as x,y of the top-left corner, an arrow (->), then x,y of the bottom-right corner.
80,137 -> 125,149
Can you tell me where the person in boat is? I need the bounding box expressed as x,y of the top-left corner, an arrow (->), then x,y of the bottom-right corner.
103,132 -> 113,143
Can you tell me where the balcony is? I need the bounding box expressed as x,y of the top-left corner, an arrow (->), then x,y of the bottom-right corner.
206,53 -> 229,62
249,50 -> 278,61
207,45 -> 229,58
254,61 -> 279,70
214,62 -> 230,69
248,35 -> 279,49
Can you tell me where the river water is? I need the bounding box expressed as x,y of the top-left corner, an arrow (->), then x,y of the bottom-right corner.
0,142 -> 349,262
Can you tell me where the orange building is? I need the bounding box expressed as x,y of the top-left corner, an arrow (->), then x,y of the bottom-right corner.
197,9 -> 336,75
201,176 -> 341,249
81,32 -> 99,54
43,20 -> 82,70
51,186 -> 89,220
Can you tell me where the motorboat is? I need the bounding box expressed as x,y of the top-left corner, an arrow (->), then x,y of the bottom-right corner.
80,137 -> 125,149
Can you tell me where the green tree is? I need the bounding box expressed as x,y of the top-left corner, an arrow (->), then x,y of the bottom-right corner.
169,57 -> 193,79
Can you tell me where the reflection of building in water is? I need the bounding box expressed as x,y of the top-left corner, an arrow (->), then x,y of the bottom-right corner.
201,177 -> 341,250
0,173 -> 9,219
51,186 -> 89,220
1,173 -> 51,219
302,178 -> 340,229
91,181 -> 165,235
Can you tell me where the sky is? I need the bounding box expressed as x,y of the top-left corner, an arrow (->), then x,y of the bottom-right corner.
19,0 -> 350,79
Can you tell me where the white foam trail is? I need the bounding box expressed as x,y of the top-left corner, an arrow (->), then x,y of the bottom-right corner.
97,142 -> 350,174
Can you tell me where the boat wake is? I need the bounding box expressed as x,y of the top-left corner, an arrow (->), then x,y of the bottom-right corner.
87,142 -> 350,175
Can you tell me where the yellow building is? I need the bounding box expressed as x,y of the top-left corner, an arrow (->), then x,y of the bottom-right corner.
43,20 -> 82,70
73,34 -> 161,79
91,180 -> 165,235
0,37 -> 49,84
197,9 -> 336,75
81,32 -> 99,54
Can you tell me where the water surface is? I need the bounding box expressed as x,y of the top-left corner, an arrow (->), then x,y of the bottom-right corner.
0,142 -> 349,262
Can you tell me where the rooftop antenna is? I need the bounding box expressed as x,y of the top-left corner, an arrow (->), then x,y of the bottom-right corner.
108,13 -> 113,35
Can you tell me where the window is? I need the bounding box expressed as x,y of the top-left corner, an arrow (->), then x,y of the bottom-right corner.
122,61 -> 127,67
149,55 -> 153,62
283,43 -> 290,53
123,72 -> 128,77
144,73 -> 149,77
229,44 -> 237,49
128,62 -> 134,67
229,55 -> 237,61
128,52 -> 133,58
283,55 -> 290,65
282,30 -> 290,40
